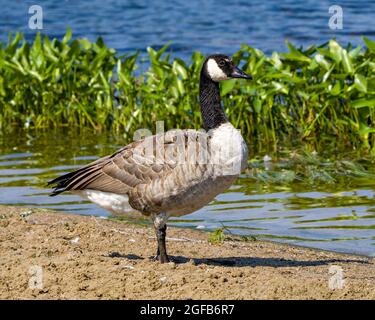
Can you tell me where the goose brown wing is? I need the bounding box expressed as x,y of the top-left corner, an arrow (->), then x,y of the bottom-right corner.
48,130 -> 210,196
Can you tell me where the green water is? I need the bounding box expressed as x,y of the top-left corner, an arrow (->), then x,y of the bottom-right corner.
1,128 -> 375,257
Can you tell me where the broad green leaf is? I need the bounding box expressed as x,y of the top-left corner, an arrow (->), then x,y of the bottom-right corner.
367,78 -> 375,92
281,42 -> 311,62
147,47 -> 157,61
354,74 -> 367,93
330,82 -> 341,96
271,52 -> 282,69
272,82 -> 288,94
352,98 -> 375,108
221,79 -> 236,95
322,65 -> 335,82
314,53 -> 331,70
79,38 -> 92,50
363,36 -> 375,53
253,97 -> 261,113
28,70 -> 43,82
156,42 -> 171,60
341,49 -> 354,74
329,40 -> 342,63
175,77 -> 184,96
62,27 -> 72,44
349,45 -> 362,58
172,60 -> 187,79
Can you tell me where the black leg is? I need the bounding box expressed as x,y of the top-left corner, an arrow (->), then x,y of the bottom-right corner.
154,224 -> 169,263
152,246 -> 160,261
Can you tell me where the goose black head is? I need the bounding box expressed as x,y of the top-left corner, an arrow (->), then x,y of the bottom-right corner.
203,54 -> 252,82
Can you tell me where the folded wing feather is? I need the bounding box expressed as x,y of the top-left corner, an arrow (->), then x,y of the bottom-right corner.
49,130 -> 212,215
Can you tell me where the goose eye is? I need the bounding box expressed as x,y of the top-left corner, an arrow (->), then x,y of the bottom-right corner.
218,60 -> 226,67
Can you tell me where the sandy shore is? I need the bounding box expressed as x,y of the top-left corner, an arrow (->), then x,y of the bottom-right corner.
0,206 -> 374,300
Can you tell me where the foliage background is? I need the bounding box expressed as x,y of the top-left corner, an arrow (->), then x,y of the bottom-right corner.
1,29 -> 375,154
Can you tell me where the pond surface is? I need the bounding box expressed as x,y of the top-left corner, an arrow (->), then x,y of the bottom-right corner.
1,0 -> 375,58
1,128 -> 375,257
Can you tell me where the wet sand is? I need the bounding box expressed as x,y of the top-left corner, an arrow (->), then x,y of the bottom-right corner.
0,206 -> 374,299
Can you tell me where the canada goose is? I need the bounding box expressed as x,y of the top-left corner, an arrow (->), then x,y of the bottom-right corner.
48,54 -> 251,263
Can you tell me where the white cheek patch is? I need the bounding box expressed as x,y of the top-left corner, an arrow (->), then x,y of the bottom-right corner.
207,59 -> 228,82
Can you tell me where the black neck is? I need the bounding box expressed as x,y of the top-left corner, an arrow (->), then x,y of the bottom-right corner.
199,71 -> 228,131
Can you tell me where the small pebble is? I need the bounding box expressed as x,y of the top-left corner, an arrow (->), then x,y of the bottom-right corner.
70,237 -> 80,244
122,265 -> 135,270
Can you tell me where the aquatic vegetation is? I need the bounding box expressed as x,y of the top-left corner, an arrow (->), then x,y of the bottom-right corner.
247,149 -> 375,186
1,29 -> 375,154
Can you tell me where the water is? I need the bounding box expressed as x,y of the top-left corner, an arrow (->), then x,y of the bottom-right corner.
1,128 -> 375,257
1,0 -> 375,59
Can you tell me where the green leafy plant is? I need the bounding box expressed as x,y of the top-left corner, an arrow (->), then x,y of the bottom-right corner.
208,227 -> 226,244
2,29 -> 375,154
